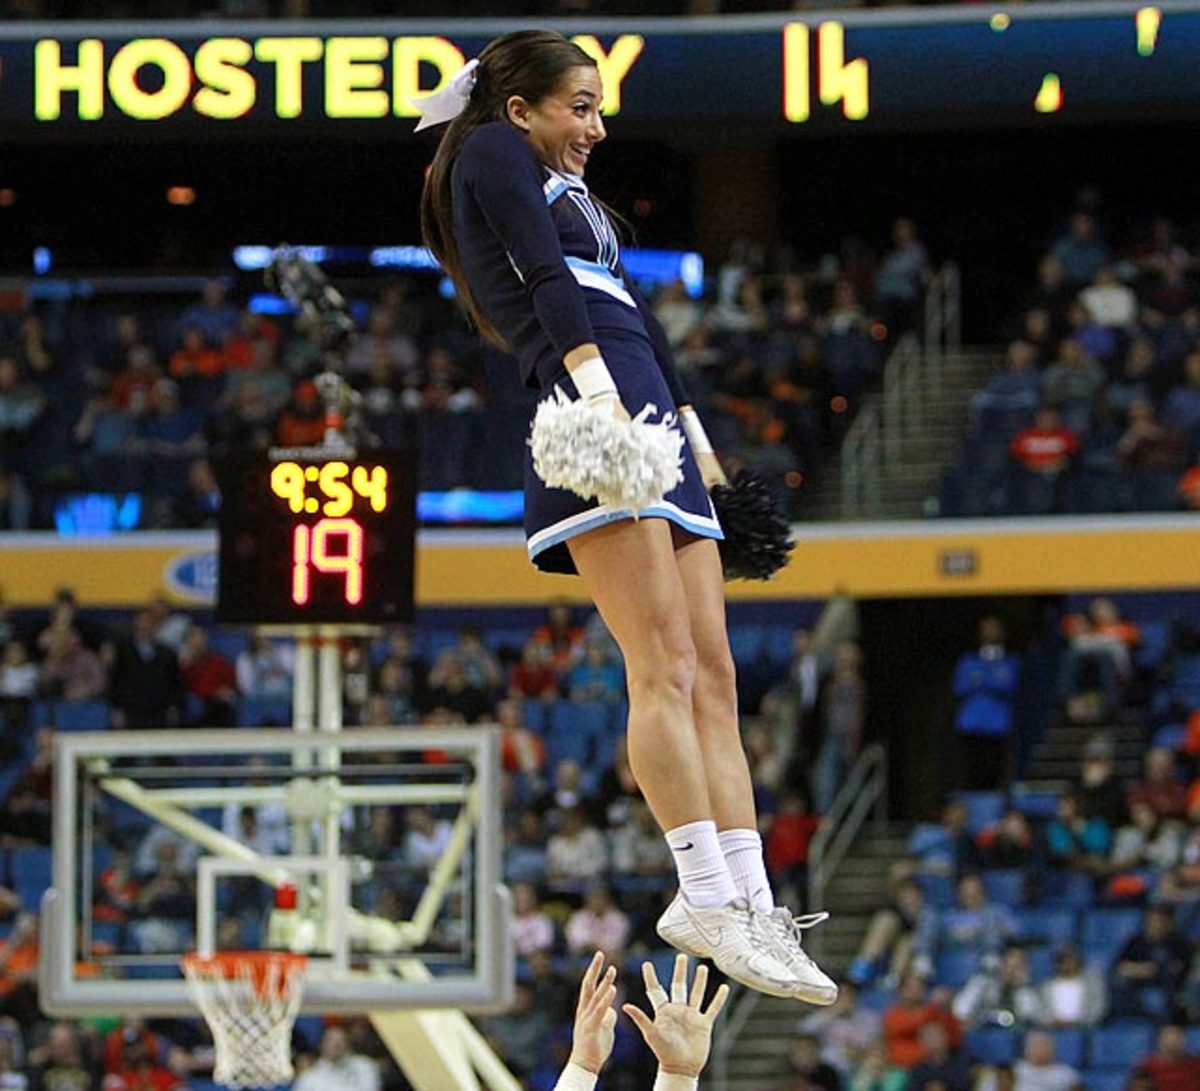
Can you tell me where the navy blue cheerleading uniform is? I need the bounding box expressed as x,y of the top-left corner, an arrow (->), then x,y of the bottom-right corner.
451,121 -> 721,574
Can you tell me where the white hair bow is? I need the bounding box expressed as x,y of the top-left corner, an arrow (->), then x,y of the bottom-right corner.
411,58 -> 479,132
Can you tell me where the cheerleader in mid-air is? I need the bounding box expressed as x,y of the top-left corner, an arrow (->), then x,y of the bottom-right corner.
416,28 -> 835,1005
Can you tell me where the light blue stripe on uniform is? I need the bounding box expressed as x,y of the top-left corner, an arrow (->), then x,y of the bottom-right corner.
544,179 -> 569,205
563,256 -> 636,307
528,502 -> 722,560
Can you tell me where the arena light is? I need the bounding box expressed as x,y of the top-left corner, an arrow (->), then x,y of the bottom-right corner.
167,185 -> 196,206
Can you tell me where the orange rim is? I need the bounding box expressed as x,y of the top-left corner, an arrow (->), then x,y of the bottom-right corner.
182,951 -> 307,998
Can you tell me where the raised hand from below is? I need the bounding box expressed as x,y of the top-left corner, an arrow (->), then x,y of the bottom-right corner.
622,954 -> 730,1078
567,951 -> 619,1076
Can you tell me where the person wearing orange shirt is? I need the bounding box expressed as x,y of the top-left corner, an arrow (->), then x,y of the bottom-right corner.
881,974 -> 962,1070
0,914 -> 39,1026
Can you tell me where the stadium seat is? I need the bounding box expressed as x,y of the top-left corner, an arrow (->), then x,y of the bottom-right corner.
952,791 -> 1006,834
1014,907 -> 1077,947
236,696 -> 292,727
1185,1025 -> 1200,1054
520,699 -> 550,733
550,701 -> 609,740
10,846 -> 53,889
1134,621 -> 1171,669
53,699 -> 112,731
917,873 -> 956,910
934,948 -> 980,988
1082,908 -> 1143,964
1025,945 -> 1055,983
1089,1022 -> 1156,1070
1083,1071 -> 1132,1091
1040,1028 -> 1086,1069
1152,723 -> 1186,750
1011,786 -> 1059,819
726,626 -> 763,665
1038,870 -> 1095,909
981,868 -> 1026,906
965,1027 -> 1018,1066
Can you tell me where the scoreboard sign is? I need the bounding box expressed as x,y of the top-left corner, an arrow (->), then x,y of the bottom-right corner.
217,449 -> 416,625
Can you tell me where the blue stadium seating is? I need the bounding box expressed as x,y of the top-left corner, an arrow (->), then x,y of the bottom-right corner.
1025,945 -> 1055,983
1038,871 -> 1096,910
1089,1022 -> 1156,1070
236,696 -> 293,727
934,948 -> 980,988
1152,723 -> 1186,750
981,868 -> 1026,906
53,699 -> 112,731
965,1027 -> 1018,1065
1083,1071 -> 1131,1091
10,846 -> 53,889
917,873 -> 956,910
1082,908 -> 1143,964
1040,1028 -> 1086,1069
952,790 -> 1006,834
1014,907 -> 1078,947
521,699 -> 550,733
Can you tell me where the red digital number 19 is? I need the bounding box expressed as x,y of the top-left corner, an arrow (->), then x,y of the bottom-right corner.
291,518 -> 365,606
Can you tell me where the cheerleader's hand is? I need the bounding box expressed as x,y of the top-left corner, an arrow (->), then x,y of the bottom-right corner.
695,450 -> 728,490
587,391 -> 631,424
622,955 -> 729,1079
567,952 -> 619,1076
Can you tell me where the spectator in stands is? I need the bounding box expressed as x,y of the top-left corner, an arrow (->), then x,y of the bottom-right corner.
1112,904 -> 1191,1020
509,881 -> 555,957
168,325 -> 223,381
565,883 -> 630,960
849,877 -> 932,988
0,468 -> 30,532
976,809 -> 1035,870
138,379 -> 204,462
594,736 -> 643,831
1079,265 -> 1138,331
1106,339 -> 1158,423
0,357 -> 44,470
1038,944 -> 1106,1027
881,974 -> 961,1070
904,1021 -> 972,1091
104,1032 -> 181,1091
478,982 -> 550,1081
374,656 -> 417,724
951,616 -> 1020,790
0,915 -> 38,1028
1118,398 -> 1187,509
508,638 -> 559,701
652,279 -> 704,348
532,601 -> 585,675
94,851 -> 139,926
1157,823 -> 1200,903
1045,791 -> 1111,873
177,278 -> 239,346
1012,1031 -> 1081,1091
39,626 -> 105,704
567,638 -> 624,703
953,943 -> 1043,1029
0,1023 -> 25,1091
814,641 -> 866,814
274,380 -> 325,448
710,274 -> 769,339
1064,300 -> 1118,370
903,801 -> 980,882
913,874 -> 1016,978
1127,747 -> 1188,823
1041,341 -> 1104,434
1131,1024 -> 1200,1091
1163,349 -> 1200,437
1058,598 -> 1138,723
874,217 -> 929,335
172,458 -> 221,528
28,1022 -> 95,1091
546,805 -> 608,892
1072,734 -> 1127,828
797,980 -> 881,1082
1,640 -> 38,708
1110,798 -> 1184,875
785,1032 -> 842,1091
1050,211 -> 1110,287
1009,405 -> 1078,514
610,798 -> 673,879
235,633 -> 294,701
401,805 -> 452,871
970,341 -> 1040,422
494,697 -> 546,781
1179,456 -> 1200,509
847,1040 -> 907,1091
423,652 -> 491,723
293,1024 -> 380,1091
109,610 -> 182,729
133,841 -> 195,953
177,624 -> 235,727
504,808 -> 548,887
764,788 -> 821,906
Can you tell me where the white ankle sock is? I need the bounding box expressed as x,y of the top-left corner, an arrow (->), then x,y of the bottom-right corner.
718,828 -> 775,913
666,820 -> 739,908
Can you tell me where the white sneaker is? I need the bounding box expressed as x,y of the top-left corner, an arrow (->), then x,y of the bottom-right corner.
762,908 -> 839,1006
655,894 -> 798,999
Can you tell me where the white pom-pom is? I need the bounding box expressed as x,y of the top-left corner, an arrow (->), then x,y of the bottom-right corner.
530,391 -> 684,510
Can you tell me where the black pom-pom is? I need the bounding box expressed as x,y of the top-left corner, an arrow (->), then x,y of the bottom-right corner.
710,471 -> 794,581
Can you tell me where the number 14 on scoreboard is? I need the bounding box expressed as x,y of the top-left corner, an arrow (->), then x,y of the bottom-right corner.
783,22 -> 869,123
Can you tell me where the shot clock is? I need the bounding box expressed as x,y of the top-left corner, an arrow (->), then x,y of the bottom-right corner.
217,450 -> 416,625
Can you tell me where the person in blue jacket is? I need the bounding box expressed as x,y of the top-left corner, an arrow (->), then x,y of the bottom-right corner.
416,29 -> 833,1003
952,616 -> 1020,789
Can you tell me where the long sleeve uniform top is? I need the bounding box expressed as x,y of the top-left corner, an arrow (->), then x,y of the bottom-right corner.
451,121 -> 688,404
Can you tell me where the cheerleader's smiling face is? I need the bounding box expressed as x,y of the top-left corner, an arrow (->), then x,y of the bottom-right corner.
507,65 -> 606,177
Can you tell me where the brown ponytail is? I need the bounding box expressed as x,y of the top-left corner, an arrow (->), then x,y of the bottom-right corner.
419,30 -> 597,349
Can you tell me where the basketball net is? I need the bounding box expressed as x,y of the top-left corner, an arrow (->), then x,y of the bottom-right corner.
182,952 -> 307,1089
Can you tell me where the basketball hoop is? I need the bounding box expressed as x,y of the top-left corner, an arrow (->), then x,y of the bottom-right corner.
182,951 -> 307,1089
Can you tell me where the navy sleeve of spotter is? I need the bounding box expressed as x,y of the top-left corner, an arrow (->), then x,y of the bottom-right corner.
620,265 -> 691,409
458,124 -> 596,360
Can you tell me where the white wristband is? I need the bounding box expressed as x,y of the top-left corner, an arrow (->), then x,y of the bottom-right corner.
679,405 -> 713,455
554,1062 -> 599,1091
569,356 -> 619,403
654,1071 -> 699,1091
